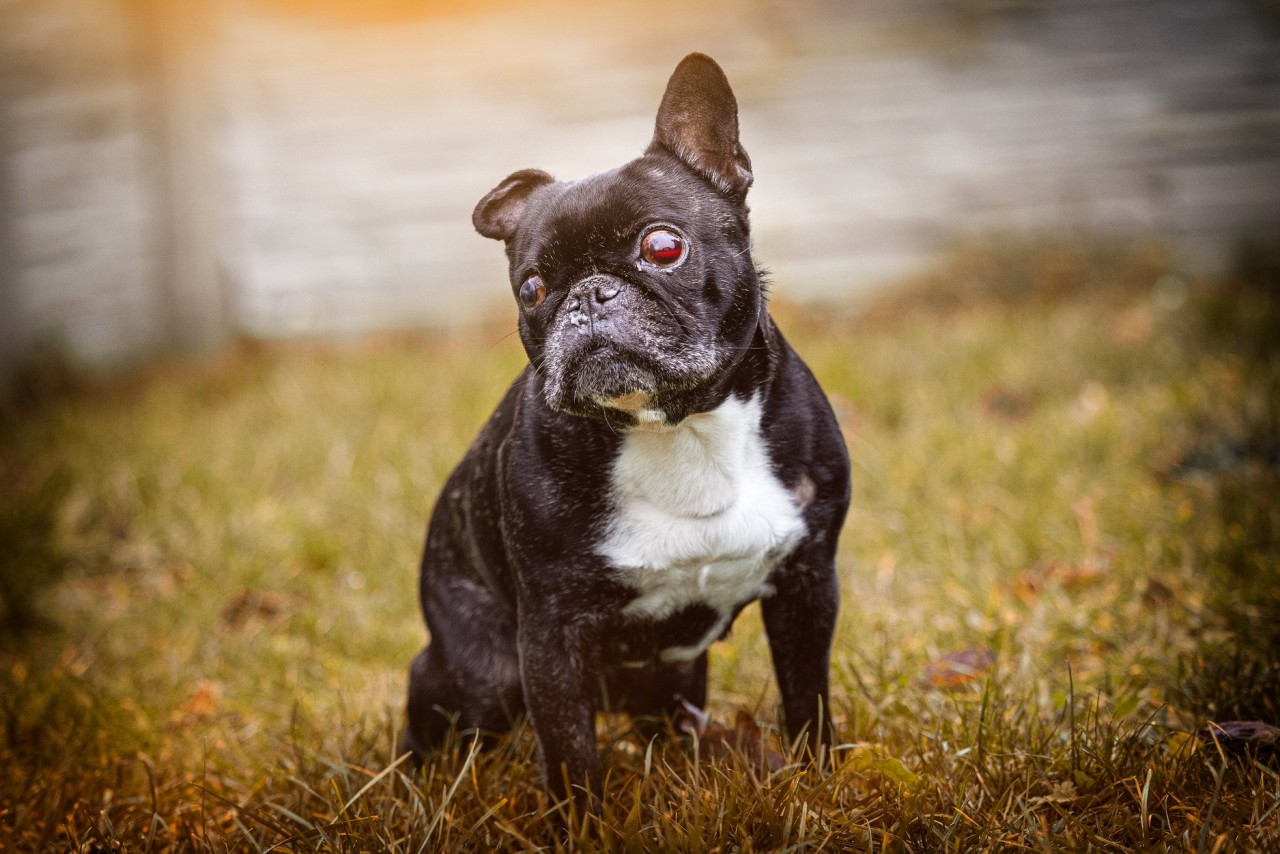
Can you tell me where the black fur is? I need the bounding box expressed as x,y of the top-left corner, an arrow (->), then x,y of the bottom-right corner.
403,53 -> 850,810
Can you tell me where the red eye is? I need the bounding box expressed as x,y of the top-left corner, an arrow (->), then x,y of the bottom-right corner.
518,275 -> 546,309
641,229 -> 686,268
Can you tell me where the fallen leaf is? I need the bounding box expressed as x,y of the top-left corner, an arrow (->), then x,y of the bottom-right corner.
1043,559 -> 1108,587
1030,779 -> 1078,805
1072,497 -> 1099,557
1011,558 -> 1109,601
921,648 -> 995,689
676,697 -> 786,771
1110,305 -> 1153,346
220,589 -> 287,629
842,744 -> 922,789
1156,438 -> 1280,482
1140,577 -> 1175,605
172,680 -> 221,727
980,386 -> 1034,423
1201,720 -> 1279,754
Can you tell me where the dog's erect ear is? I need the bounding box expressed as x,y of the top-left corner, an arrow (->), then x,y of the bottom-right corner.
647,53 -> 753,197
473,169 -> 555,241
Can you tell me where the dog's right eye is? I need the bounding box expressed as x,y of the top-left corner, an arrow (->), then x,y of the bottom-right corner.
518,275 -> 546,309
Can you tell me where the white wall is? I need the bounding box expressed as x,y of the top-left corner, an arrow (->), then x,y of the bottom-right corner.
3,0 -> 1278,374
1,0 -> 160,369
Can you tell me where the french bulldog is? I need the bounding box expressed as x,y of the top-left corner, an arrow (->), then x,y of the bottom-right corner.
403,53 -> 850,809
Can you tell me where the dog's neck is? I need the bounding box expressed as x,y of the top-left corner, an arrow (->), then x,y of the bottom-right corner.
606,309 -> 778,432
610,392 -> 761,517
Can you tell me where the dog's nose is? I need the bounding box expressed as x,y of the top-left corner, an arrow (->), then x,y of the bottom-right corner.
593,282 -> 619,304
565,275 -> 622,331
573,275 -> 620,302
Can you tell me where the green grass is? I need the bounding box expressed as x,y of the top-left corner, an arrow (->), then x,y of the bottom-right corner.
2,238 -> 1278,851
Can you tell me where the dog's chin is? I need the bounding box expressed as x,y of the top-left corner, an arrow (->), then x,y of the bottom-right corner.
544,347 -> 661,419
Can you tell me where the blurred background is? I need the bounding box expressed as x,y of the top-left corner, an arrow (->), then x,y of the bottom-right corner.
1,0 -> 1278,378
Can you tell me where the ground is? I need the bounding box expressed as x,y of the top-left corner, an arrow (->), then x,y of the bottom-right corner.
1,237 -> 1277,851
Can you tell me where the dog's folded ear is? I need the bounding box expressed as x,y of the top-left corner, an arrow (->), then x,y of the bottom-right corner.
648,53 -> 753,198
473,169 -> 556,241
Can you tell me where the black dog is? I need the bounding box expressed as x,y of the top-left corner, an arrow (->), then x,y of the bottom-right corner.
404,53 -> 850,808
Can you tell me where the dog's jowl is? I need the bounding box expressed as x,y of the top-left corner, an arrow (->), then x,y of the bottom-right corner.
403,53 -> 850,808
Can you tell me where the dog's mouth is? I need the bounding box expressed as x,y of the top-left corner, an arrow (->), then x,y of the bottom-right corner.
602,390 -> 653,412
558,341 -> 658,411
538,301 -> 726,421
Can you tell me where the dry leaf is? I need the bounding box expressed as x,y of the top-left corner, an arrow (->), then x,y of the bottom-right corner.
1043,559 -> 1108,587
1156,438 -> 1280,482
220,589 -> 287,629
1110,305 -> 1153,346
980,386 -> 1034,423
676,697 -> 786,771
1012,557 -> 1109,601
1141,577 -> 1175,605
1201,720 -> 1279,754
921,648 -> 995,689
842,744 -> 922,789
1030,779 -> 1078,805
1072,496 -> 1099,557
172,680 -> 221,728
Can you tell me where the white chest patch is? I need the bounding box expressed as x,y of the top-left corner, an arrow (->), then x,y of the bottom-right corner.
598,394 -> 807,660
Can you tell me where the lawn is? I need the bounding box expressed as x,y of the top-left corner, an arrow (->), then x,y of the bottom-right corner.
1,238 -> 1277,851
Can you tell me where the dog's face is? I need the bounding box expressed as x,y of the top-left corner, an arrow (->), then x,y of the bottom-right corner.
473,55 -> 762,424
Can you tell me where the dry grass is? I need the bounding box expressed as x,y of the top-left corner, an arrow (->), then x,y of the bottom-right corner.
2,237 -> 1277,851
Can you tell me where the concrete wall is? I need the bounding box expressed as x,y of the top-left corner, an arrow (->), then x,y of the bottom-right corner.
3,0 -> 1279,375
1,0 -> 159,369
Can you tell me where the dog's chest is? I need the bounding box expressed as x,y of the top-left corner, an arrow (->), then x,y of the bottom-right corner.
598,395 -> 806,633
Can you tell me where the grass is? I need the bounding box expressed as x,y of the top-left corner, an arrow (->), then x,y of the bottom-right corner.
1,236 -> 1278,851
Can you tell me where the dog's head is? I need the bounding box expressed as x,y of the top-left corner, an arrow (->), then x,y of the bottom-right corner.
473,53 -> 763,425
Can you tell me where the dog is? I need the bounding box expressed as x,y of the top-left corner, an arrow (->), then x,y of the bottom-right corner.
403,53 -> 850,809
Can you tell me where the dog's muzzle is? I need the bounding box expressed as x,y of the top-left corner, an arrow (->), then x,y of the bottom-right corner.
561,275 -> 622,334
542,275 -> 660,414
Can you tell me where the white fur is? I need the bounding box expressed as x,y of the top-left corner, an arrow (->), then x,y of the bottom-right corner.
599,394 -> 806,662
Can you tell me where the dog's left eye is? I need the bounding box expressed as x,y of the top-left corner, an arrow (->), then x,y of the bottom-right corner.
641,229 -> 687,268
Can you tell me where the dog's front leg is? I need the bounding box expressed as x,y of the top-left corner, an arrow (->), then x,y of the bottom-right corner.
761,546 -> 840,760
518,613 -> 602,812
